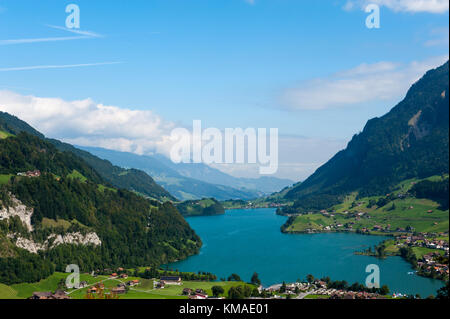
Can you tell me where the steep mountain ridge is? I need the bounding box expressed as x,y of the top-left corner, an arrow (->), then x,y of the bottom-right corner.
284,61 -> 449,211
0,130 -> 201,284
0,111 -> 174,202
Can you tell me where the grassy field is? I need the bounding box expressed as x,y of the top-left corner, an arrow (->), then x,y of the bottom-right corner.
285,197 -> 448,234
0,283 -> 19,299
0,130 -> 14,139
0,174 -> 12,185
284,176 -> 449,234
411,247 -> 445,259
40,218 -> 72,230
303,294 -> 330,299
67,170 -> 88,182
0,272 -> 255,299
357,239 -> 445,260
98,184 -> 117,193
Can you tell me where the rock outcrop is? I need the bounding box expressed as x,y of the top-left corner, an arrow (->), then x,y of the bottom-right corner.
0,195 -> 34,232
8,232 -> 102,254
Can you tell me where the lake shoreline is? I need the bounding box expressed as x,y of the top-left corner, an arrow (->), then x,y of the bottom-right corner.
169,208 -> 444,296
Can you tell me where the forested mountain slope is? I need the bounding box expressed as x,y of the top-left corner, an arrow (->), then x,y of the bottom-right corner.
0,111 -> 174,201
0,131 -> 201,285
284,61 -> 449,212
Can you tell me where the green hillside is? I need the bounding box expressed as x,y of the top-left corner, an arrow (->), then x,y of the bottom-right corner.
0,111 -> 175,202
176,198 -> 225,216
283,61 -> 449,213
282,176 -> 449,235
0,130 -> 201,286
0,272 -> 255,299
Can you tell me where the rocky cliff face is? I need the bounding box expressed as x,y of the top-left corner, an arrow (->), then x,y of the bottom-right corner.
8,232 -> 102,254
0,195 -> 34,232
1,195 -> 101,254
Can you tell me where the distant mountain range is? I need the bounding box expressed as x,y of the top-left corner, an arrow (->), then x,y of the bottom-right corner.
0,111 -> 293,202
281,61 -> 449,212
79,146 -> 293,201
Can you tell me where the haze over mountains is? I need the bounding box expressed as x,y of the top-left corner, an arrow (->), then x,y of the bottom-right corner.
0,111 -> 293,201
79,146 -> 294,201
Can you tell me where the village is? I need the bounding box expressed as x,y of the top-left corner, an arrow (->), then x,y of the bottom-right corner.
394,232 -> 449,279
28,267 -> 399,300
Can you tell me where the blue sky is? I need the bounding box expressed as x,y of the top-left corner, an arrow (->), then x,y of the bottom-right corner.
0,0 -> 448,179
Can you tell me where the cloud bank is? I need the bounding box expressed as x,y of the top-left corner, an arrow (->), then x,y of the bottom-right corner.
0,91 -> 176,156
0,90 -> 347,180
281,55 -> 449,110
344,0 -> 449,13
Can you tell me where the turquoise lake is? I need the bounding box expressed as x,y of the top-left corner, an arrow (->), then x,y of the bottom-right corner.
168,208 -> 444,297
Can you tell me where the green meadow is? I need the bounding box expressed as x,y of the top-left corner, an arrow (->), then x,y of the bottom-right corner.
284,176 -> 449,235
0,130 -> 14,140
0,174 -> 12,185
0,272 -> 255,299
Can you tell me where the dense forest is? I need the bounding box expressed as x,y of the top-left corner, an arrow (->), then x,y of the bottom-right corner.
0,111 -> 175,202
411,178 -> 449,210
0,133 -> 103,183
0,131 -> 201,285
282,61 -> 449,212
176,198 -> 225,216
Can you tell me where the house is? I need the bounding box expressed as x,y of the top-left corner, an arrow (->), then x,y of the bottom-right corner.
156,281 -> 165,289
79,281 -> 88,288
30,290 -> 70,300
120,274 -> 128,279
27,170 -> 41,177
53,290 -> 70,299
189,293 -> 208,299
30,292 -> 53,300
17,170 -> 41,178
87,287 -> 98,294
316,281 -> 327,289
110,273 -> 118,277
160,276 -> 182,285
126,280 -> 140,287
112,287 -> 126,294
182,288 -> 193,295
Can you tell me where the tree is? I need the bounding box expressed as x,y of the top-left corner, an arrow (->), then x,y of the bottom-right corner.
227,273 -> 241,282
379,285 -> 390,295
250,272 -> 261,286
306,274 -> 314,283
280,281 -> 286,293
212,286 -> 224,297
228,286 -> 244,299
436,281 -> 449,299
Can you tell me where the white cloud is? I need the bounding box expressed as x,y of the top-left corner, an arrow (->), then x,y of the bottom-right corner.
0,24 -> 102,46
344,0 -> 449,13
0,62 -> 121,72
0,90 -> 347,180
281,55 -> 449,110
0,36 -> 91,46
0,91 -> 176,156
45,25 -> 102,38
